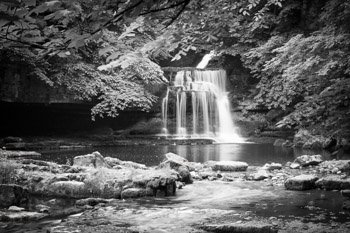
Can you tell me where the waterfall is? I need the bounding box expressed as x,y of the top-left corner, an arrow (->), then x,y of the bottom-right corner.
161,69 -> 244,143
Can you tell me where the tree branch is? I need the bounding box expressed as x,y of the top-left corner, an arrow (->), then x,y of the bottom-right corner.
0,35 -> 46,49
165,0 -> 191,28
140,0 -> 189,15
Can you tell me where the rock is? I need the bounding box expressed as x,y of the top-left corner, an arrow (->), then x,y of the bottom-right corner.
262,163 -> 282,171
76,198 -> 110,206
273,139 -> 285,146
319,160 -> 350,172
290,162 -> 301,169
341,189 -> 350,198
252,169 -> 270,181
343,201 -> 350,210
201,222 -> 277,233
35,204 -> 50,213
73,151 -> 110,168
315,176 -> 350,190
285,175 -> 319,190
177,165 -> 193,184
105,157 -> 147,169
0,150 -> 41,158
45,181 -> 87,198
211,161 -> 248,172
3,136 -> 23,143
282,140 -> 293,147
8,206 -> 25,212
0,211 -> 47,221
0,184 -> 29,207
4,142 -> 27,150
119,161 -> 147,170
160,152 -> 188,169
121,188 -> 146,198
294,154 -> 323,167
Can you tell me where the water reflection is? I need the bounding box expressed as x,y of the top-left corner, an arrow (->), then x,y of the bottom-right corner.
38,143 -> 349,167
165,143 -> 294,166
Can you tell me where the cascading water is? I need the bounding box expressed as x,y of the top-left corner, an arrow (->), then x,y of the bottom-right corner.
161,69 -> 244,143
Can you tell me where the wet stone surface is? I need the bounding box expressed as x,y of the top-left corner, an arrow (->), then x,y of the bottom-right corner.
1,152 -> 350,232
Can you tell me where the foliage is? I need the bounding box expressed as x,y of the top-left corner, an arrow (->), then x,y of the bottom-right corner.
240,0 -> 350,136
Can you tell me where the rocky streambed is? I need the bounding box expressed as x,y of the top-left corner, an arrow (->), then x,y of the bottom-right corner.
1,149 -> 350,232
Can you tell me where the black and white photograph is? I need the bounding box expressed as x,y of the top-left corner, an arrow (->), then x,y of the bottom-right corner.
0,0 -> 350,232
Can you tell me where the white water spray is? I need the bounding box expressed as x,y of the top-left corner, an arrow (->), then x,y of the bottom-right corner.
161,69 -> 244,143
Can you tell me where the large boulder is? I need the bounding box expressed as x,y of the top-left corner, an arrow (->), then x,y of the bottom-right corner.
211,161 -> 248,172
44,181 -> 87,198
161,152 -> 188,169
0,184 -> 29,207
285,175 -> 318,190
315,176 -> 350,190
294,154 -> 323,167
73,151 -> 110,168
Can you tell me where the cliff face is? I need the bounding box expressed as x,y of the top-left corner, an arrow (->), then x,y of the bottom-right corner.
1,64 -> 76,104
0,64 -> 155,136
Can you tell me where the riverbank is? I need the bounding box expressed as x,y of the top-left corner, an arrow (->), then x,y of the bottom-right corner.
1,151 -> 350,232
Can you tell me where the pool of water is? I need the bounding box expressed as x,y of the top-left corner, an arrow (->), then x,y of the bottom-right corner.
35,143 -> 349,166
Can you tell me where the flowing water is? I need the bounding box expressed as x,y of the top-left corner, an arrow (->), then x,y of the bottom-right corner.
161,69 -> 244,143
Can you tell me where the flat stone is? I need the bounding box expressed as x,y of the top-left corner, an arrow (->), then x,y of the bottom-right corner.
0,150 -> 41,158
316,176 -> 350,190
201,222 -> 277,233
8,206 -> 25,212
0,211 -> 47,221
211,161 -> 248,172
285,175 -> 318,190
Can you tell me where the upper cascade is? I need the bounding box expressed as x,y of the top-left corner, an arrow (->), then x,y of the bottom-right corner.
161,69 -> 244,143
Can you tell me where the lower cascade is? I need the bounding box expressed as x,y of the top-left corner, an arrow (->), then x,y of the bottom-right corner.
161,69 -> 244,143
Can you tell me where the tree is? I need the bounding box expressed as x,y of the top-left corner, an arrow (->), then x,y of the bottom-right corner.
0,0 -> 192,118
